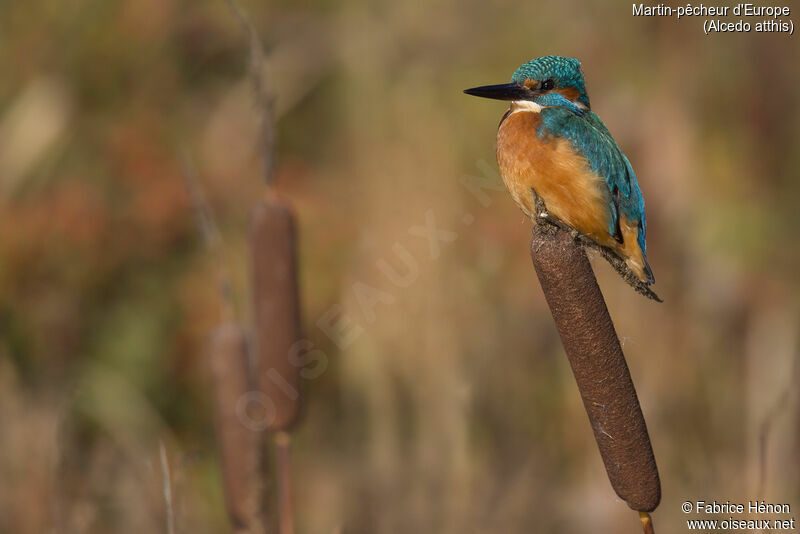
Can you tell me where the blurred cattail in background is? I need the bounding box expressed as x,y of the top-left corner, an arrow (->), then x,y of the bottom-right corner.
250,195 -> 301,534
182,151 -> 265,533
219,2 -> 303,532
250,197 -> 302,433
209,322 -> 264,534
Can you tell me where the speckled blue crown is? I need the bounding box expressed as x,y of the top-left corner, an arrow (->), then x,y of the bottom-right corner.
511,56 -> 590,107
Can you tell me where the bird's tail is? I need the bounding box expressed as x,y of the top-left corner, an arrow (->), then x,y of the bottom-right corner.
641,257 -> 655,285
627,255 -> 655,286
606,251 -> 661,302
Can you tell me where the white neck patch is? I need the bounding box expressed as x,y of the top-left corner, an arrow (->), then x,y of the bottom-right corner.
509,100 -> 543,114
508,99 -> 588,115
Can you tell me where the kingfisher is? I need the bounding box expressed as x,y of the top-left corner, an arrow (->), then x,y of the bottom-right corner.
465,56 -> 658,299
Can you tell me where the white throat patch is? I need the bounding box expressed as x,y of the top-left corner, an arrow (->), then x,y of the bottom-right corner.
509,100 -> 543,114
508,99 -> 587,115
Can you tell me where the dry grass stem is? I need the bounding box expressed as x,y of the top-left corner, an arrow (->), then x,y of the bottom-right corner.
180,154 -> 236,320
223,0 -> 276,185
159,441 -> 176,534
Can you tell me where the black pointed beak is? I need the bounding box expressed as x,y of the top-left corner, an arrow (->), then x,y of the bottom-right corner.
463,82 -> 532,101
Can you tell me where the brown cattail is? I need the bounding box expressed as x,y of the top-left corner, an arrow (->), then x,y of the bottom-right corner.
209,322 -> 264,534
249,195 -> 302,432
530,223 -> 661,513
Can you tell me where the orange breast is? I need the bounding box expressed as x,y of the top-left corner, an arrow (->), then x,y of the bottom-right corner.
496,109 -> 615,248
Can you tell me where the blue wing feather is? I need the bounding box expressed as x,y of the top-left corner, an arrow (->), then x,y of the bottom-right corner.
537,107 -> 645,248
536,104 -> 653,283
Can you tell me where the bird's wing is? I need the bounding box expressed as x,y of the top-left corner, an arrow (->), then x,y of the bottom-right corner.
538,108 -> 641,243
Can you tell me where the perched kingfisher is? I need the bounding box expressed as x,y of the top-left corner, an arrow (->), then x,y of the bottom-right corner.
465,56 -> 657,297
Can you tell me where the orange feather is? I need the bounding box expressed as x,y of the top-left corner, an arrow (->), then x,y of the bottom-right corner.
497,107 -> 649,282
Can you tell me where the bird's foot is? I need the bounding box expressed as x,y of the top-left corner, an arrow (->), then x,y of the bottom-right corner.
532,188 -> 548,218
532,188 -> 557,229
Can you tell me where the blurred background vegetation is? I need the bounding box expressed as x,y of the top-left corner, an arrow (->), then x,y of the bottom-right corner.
1,0 -> 799,532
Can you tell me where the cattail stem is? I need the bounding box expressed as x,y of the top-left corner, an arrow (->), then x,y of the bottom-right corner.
275,431 -> 295,534
530,223 -> 661,512
640,512 -> 655,534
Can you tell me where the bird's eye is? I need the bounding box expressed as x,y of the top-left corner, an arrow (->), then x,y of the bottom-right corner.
541,79 -> 555,91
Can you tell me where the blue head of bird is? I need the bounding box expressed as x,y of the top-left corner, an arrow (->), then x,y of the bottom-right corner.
464,55 -> 590,114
